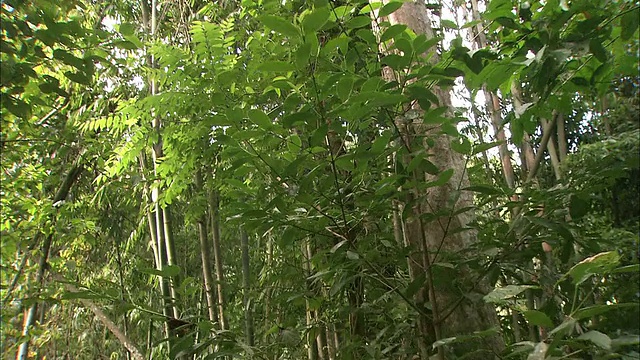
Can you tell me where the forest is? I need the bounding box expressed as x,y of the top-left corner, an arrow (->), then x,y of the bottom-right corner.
1,0 -> 639,359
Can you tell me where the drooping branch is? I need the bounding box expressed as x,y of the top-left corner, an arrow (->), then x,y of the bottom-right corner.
52,273 -> 145,360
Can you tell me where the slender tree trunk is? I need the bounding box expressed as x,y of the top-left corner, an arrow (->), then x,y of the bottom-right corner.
240,227 -> 255,346
195,172 -> 217,323
557,112 -> 567,162
263,234 -> 273,341
542,118 -> 562,181
115,240 -> 132,360
142,0 -> 182,340
373,2 -> 504,358
315,309 -> 326,360
488,92 -> 517,188
209,190 -> 227,330
303,240 -> 318,360
161,207 -> 180,319
325,323 -> 336,360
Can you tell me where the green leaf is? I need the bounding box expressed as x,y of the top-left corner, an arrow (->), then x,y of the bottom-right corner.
569,195 -> 589,219
118,23 -> 136,36
335,154 -> 355,171
295,42 -> 312,69
549,318 -> 576,336
484,285 -> 537,303
611,335 -> 640,348
572,303 -> 638,320
450,138 -> 472,155
461,20 -> 482,29
38,77 -> 61,94
526,216 -> 574,244
371,131 -> 392,153
589,39 -> 608,63
259,15 -> 300,38
471,140 -> 504,155
441,19 -> 458,30
346,251 -> 359,260
366,92 -> 407,107
405,272 -> 426,298
621,8 -> 639,41
113,40 -> 139,50
257,61 -> 297,72
522,310 -> 554,328
379,1 -> 404,17
407,154 -> 426,173
63,71 -> 91,85
394,38 -> 413,55
336,76 -> 354,101
162,265 -> 181,277
287,134 -> 302,153
611,264 -> 640,274
248,109 -> 272,129
566,251 -> 620,286
380,24 -> 407,42
463,54 -> 484,74
422,159 -> 439,175
302,7 -> 330,33
381,54 -> 411,70
53,49 -> 85,69
360,2 -> 382,14
578,331 -> 611,350
434,169 -> 454,186
414,35 -> 440,55
346,16 -> 371,29
124,34 -> 144,49
139,265 -> 181,278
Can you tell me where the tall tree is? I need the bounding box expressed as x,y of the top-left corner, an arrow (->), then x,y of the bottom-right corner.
373,1 -> 504,358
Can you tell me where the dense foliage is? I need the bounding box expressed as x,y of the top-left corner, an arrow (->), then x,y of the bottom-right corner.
2,0 -> 638,359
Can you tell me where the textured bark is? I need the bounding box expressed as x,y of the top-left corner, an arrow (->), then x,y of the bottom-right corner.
374,1 -> 504,358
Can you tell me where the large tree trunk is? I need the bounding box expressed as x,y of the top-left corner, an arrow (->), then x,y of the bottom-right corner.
373,2 -> 504,358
